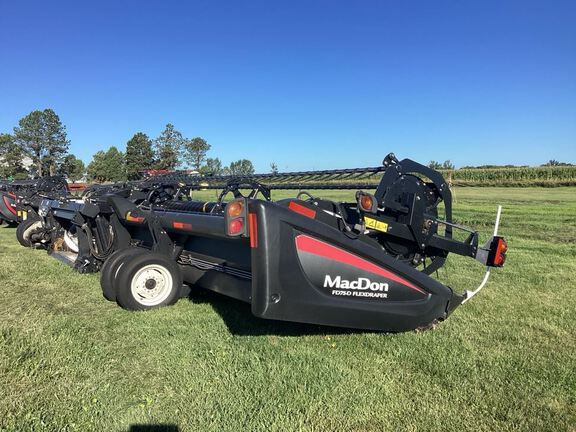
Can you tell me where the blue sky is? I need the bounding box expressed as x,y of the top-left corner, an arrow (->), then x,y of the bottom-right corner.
1,0 -> 575,171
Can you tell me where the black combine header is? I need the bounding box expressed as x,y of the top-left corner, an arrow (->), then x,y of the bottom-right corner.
4,153 -> 507,332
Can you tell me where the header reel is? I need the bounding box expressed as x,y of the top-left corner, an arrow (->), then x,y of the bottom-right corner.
354,153 -> 456,275
354,153 -> 505,279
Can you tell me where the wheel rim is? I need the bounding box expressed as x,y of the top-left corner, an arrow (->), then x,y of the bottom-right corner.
63,230 -> 79,253
130,264 -> 173,306
23,221 -> 42,242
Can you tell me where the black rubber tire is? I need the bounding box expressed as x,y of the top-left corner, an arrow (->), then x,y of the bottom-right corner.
16,217 -> 43,247
100,247 -> 148,302
114,252 -> 183,311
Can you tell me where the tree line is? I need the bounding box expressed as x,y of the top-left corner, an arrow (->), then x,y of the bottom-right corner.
1,108 -> 257,182
88,123 -> 256,182
430,160 -> 574,170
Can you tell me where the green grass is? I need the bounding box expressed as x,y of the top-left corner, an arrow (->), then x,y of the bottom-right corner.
1,187 -> 575,432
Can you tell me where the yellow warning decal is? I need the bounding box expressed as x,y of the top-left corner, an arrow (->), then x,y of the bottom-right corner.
364,216 -> 388,232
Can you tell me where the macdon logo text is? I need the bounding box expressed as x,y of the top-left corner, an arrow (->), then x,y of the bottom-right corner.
323,275 -> 389,292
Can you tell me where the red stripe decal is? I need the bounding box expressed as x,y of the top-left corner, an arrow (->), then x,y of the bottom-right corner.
295,235 -> 425,294
3,196 -> 17,215
249,213 -> 258,248
288,202 -> 316,219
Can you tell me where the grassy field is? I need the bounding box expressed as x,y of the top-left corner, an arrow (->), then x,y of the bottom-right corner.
1,187 -> 575,431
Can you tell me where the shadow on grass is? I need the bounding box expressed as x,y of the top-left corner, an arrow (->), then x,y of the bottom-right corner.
128,425 -> 178,432
186,287 -> 370,337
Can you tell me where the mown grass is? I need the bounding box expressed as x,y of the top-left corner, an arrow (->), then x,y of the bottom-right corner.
1,187 -> 575,432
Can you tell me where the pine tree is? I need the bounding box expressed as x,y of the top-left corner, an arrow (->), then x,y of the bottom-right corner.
125,132 -> 154,179
0,134 -> 27,179
154,124 -> 183,170
87,147 -> 125,182
13,109 -> 69,176
59,154 -> 85,182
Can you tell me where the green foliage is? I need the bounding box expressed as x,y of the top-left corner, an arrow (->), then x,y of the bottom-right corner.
183,137 -> 210,171
226,159 -> 255,176
0,133 -> 11,153
13,109 -> 69,176
429,160 -> 455,170
87,147 -> 126,182
200,157 -> 223,175
0,133 -> 28,179
442,160 -> 455,170
59,154 -> 85,182
270,162 -> 279,174
125,133 -> 154,180
12,110 -> 43,175
460,164 -> 529,169
542,160 -> 573,167
154,124 -> 183,170
443,166 -> 576,186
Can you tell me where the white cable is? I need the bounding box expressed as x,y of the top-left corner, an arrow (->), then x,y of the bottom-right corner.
493,205 -> 502,236
462,205 -> 502,304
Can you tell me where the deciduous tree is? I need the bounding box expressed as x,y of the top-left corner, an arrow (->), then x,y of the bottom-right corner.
442,160 -> 455,170
227,159 -> 255,176
183,137 -> 210,171
200,157 -> 223,175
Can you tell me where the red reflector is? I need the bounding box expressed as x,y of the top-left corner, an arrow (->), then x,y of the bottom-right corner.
228,218 -> 244,235
173,221 -> 192,230
249,213 -> 258,248
493,238 -> 507,266
288,202 -> 316,219
126,212 -> 145,223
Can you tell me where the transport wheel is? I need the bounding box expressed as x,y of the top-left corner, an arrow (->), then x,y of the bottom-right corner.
100,247 -> 148,302
16,217 -> 43,247
63,229 -> 79,253
115,252 -> 183,311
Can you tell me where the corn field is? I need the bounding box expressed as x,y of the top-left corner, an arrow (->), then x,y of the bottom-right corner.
333,166 -> 576,188
440,166 -> 576,186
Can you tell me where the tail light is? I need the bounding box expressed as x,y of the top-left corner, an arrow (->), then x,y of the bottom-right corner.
490,236 -> 507,267
226,198 -> 248,237
227,200 -> 244,218
356,191 -> 378,213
